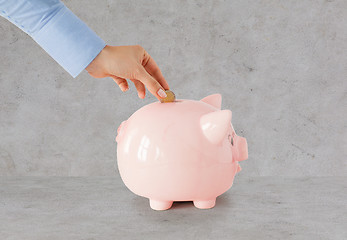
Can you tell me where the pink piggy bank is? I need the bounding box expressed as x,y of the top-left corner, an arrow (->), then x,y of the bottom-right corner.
116,93 -> 248,210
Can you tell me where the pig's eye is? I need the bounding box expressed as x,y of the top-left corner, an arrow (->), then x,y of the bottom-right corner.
228,134 -> 234,146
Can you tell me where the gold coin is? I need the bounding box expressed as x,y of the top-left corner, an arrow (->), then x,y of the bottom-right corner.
160,90 -> 176,103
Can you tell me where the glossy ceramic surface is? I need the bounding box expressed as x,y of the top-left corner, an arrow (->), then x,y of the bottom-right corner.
116,94 -> 248,210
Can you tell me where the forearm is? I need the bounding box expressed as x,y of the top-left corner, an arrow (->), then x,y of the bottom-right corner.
0,0 -> 105,77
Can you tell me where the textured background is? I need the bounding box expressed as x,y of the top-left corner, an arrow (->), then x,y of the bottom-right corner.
0,0 -> 346,176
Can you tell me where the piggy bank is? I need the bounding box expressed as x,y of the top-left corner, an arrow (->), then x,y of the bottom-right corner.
116,94 -> 248,210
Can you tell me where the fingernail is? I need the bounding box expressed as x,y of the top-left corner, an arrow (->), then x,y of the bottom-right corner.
157,89 -> 167,98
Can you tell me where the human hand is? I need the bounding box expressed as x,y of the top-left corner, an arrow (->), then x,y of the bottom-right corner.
86,45 -> 169,100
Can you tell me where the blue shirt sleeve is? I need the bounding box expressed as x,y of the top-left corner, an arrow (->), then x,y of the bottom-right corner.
0,0 -> 106,78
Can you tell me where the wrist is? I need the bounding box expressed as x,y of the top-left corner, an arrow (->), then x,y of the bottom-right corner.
86,45 -> 109,73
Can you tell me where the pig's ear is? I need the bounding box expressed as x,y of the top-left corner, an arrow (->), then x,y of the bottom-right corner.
200,94 -> 222,109
200,110 -> 232,144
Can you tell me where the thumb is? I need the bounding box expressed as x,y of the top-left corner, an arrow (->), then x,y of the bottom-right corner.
136,66 -> 167,100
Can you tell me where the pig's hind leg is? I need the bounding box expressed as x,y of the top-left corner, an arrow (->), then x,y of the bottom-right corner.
149,199 -> 173,210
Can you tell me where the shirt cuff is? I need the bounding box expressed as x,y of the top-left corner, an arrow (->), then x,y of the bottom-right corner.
31,5 -> 106,78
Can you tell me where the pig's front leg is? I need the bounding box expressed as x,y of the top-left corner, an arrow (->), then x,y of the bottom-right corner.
193,199 -> 216,209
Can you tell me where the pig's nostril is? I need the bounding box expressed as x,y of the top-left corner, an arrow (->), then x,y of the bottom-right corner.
228,134 -> 234,146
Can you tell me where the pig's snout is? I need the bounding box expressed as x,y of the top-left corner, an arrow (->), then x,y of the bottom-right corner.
233,136 -> 248,162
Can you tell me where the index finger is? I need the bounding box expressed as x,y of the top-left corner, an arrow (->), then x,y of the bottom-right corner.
142,52 -> 170,90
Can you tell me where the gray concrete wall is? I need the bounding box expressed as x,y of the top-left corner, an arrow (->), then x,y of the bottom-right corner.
0,0 -> 346,176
